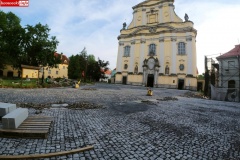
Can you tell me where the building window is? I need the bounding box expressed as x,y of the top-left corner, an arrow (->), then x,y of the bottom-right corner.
124,64 -> 128,70
48,70 -> 51,74
178,42 -> 186,55
63,66 -> 65,69
228,80 -> 235,88
179,64 -> 184,71
228,61 -> 235,69
124,46 -> 131,57
56,71 -> 58,75
149,44 -> 156,55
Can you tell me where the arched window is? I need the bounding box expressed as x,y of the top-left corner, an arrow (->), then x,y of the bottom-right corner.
228,80 -> 235,88
149,44 -> 156,55
124,46 -> 131,57
178,42 -> 186,55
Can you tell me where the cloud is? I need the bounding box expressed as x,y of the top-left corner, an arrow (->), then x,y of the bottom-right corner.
175,0 -> 240,74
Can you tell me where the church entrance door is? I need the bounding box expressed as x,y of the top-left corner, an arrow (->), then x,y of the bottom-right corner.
147,74 -> 154,87
122,76 -> 127,85
178,79 -> 184,90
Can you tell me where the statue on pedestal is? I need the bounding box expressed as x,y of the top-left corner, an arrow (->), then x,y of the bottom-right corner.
184,13 -> 189,22
122,22 -> 127,30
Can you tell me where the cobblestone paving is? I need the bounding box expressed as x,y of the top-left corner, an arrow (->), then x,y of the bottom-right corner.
0,83 -> 240,160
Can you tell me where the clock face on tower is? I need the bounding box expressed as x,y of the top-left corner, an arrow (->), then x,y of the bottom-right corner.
147,58 -> 155,70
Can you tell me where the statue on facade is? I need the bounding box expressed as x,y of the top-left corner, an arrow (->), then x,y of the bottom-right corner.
165,65 -> 169,74
143,59 -> 147,66
122,22 -> 127,30
134,65 -> 138,74
184,13 -> 189,22
155,58 -> 159,65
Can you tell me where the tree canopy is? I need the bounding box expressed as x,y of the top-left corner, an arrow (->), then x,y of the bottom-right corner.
68,48 -> 109,82
0,11 -> 59,72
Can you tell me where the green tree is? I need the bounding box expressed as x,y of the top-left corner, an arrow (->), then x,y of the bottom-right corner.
68,47 -> 109,81
0,11 -> 60,81
68,55 -> 81,79
23,23 -> 59,67
0,11 -> 24,70
23,23 -> 60,82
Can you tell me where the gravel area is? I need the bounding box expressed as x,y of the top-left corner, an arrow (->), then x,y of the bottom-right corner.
0,83 -> 239,160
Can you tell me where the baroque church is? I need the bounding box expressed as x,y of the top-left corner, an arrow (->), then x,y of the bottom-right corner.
115,0 -> 198,90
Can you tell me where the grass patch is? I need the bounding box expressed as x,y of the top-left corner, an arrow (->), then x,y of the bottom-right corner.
0,78 -> 38,88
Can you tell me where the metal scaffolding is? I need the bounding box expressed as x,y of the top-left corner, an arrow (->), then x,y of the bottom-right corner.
204,54 -> 240,102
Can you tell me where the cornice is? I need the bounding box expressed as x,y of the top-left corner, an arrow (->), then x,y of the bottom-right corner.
132,0 -> 174,10
118,23 -> 197,40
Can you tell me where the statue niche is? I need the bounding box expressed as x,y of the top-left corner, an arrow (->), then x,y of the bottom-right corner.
165,65 -> 169,74
134,65 -> 138,74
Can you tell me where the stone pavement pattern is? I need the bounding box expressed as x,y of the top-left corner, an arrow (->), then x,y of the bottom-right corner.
0,83 -> 239,160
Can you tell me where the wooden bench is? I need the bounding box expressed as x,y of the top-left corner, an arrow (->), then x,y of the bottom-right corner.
2,108 -> 28,129
0,102 -> 16,117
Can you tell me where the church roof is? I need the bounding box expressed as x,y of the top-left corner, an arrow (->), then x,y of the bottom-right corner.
217,44 -> 240,59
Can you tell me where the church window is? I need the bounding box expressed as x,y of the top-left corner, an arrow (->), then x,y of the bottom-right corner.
178,42 -> 186,55
149,44 -> 156,55
228,61 -> 235,69
179,64 -> 184,71
124,46 -> 131,57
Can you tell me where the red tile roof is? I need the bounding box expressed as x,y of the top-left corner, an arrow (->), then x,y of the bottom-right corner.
54,52 -> 69,64
101,69 -> 112,75
105,70 -> 112,75
217,44 -> 240,59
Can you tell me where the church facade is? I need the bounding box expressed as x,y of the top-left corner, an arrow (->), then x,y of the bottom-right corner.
115,0 -> 198,90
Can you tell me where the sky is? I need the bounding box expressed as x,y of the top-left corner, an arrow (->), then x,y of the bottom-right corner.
1,0 -> 240,74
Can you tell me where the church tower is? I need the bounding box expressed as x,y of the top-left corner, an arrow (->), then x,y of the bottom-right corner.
115,0 -> 197,90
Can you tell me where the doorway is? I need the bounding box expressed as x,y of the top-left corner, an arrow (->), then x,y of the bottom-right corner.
122,76 -> 127,85
178,79 -> 184,90
197,82 -> 203,91
147,74 -> 154,87
0,70 -> 3,77
7,71 -> 13,77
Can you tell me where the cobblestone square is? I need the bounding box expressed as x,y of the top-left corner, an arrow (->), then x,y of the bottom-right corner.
0,83 -> 239,160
